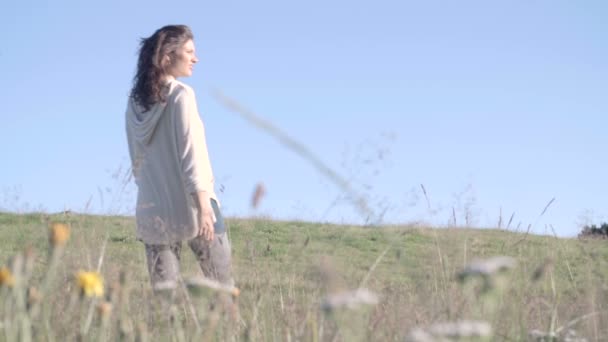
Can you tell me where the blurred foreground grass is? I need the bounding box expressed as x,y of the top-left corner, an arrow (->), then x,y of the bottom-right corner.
0,211 -> 606,341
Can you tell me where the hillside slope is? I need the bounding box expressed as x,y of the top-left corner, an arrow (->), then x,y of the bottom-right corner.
0,212 -> 606,340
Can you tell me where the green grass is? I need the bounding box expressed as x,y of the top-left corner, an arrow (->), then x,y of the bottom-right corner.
0,211 -> 606,341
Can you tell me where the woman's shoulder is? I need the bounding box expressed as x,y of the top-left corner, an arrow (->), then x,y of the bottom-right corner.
168,79 -> 196,101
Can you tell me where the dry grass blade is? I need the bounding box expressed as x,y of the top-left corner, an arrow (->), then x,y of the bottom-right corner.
511,198 -> 556,247
540,197 -> 556,217
358,246 -> 390,289
211,89 -> 379,224
506,212 -> 515,229
555,311 -> 601,335
420,184 -> 431,210
96,235 -> 108,273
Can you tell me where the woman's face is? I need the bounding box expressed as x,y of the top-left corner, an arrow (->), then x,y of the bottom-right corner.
166,39 -> 198,78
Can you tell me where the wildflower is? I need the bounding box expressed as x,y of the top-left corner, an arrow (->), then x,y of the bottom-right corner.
185,277 -> 240,297
321,288 -> 379,312
152,280 -> 178,293
0,267 -> 14,287
49,222 -> 70,247
76,271 -> 104,298
406,320 -> 492,341
529,330 -> 557,341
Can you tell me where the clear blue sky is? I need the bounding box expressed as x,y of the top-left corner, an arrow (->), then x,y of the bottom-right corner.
1,0 -> 606,236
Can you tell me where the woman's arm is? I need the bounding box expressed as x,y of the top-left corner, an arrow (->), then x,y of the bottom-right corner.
191,190 -> 216,241
174,86 -> 217,241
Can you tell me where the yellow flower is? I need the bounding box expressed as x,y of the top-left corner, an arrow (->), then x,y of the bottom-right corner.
76,271 -> 104,298
0,267 -> 14,287
49,222 -> 70,246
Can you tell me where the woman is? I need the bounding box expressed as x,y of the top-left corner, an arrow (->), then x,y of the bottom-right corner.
125,25 -> 233,289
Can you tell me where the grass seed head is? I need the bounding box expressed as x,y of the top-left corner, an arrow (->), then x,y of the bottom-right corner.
251,182 -> 266,209
49,222 -> 70,247
27,286 -> 42,307
97,301 -> 113,317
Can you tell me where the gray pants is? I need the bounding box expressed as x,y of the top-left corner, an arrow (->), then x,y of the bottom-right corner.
144,199 -> 234,287
144,233 -> 234,286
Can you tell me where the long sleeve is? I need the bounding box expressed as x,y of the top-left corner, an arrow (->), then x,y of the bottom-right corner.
173,87 -> 215,194
125,109 -> 141,180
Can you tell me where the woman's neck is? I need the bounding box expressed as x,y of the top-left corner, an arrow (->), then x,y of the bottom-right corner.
162,74 -> 176,84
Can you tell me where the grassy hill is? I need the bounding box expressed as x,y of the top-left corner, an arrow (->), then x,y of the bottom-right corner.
0,211 -> 606,341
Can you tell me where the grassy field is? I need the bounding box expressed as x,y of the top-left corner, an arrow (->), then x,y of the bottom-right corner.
0,211 -> 606,341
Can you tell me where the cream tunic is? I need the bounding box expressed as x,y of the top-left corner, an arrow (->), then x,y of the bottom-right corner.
125,80 -> 218,244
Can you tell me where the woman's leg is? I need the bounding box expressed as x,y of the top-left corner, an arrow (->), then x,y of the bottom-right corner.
188,199 -> 234,285
144,242 -> 183,285
188,233 -> 233,285
143,242 -> 183,323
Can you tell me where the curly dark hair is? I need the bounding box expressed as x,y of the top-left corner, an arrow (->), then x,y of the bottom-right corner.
131,25 -> 194,112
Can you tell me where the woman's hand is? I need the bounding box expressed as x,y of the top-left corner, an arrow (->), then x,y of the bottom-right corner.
192,191 -> 216,241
